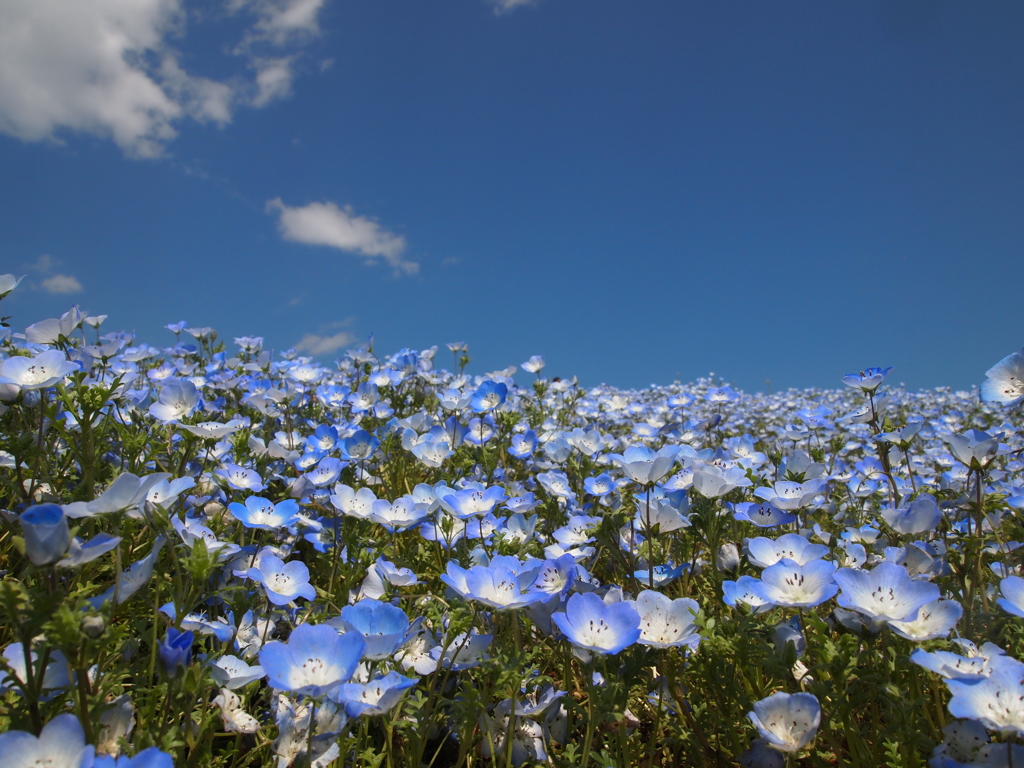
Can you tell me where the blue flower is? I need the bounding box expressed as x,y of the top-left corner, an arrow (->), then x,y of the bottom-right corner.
159,627 -> 194,677
508,430 -> 537,459
441,560 -> 552,611
331,670 -> 419,717
551,592 -> 641,655
748,692 -> 821,752
228,496 -> 299,530
92,747 -> 175,768
440,485 -> 508,519
634,590 -> 702,649
0,714 -> 95,768
340,429 -> 379,461
19,503 -> 70,566
259,622 -> 365,698
247,555 -> 317,605
842,366 -> 893,391
333,599 -> 412,660
470,380 -> 507,413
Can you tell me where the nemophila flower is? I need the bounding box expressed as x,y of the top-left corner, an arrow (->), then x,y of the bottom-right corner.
948,429 -> 999,470
331,671 -> 419,717
497,512 -> 539,545
881,493 -> 942,536
146,476 -> 196,507
148,378 -> 198,422
247,555 -> 317,605
997,576 -> 1024,619
216,463 -> 265,492
753,478 -> 827,511
746,534 -> 830,569
431,630 -> 493,670
748,691 -> 821,753
340,429 -> 379,461
19,502 -> 70,566
612,444 -> 678,486
235,610 -> 274,660
347,382 -> 379,413
369,495 -> 430,532
876,420 -> 925,447
552,515 -> 601,548
552,591 -> 641,655
981,348 -> 1024,407
441,560 -> 551,611
705,385 -> 738,403
536,470 -> 577,501
88,536 -> 165,609
270,693 -> 344,767
887,598 -> 962,641
229,496 -> 300,530
0,713 -> 95,768
834,561 -> 940,624
211,688 -> 261,735
179,418 -> 245,440
63,472 -> 171,518
723,576 -> 775,613
522,355 -> 545,374
58,532 -> 122,568
634,495 -> 690,533
734,501 -> 796,528
508,430 -> 538,459
471,380 -> 508,412
0,349 -> 80,390
946,654 -> 1024,737
584,473 -> 617,497
465,416 -> 496,445
912,642 -> 1008,681
159,627 -> 194,677
479,712 -> 548,767
92,746 -> 175,768
210,655 -> 266,689
0,642 -> 70,695
842,366 -> 893,391
440,485 -> 508,518
305,456 -> 344,487
690,461 -> 751,498
260,623 -> 366,698
332,599 -> 412,660
634,590 -> 701,649
0,273 -> 24,297
749,559 -> 838,609
410,434 -> 454,467
529,553 -> 578,596
331,484 -> 377,519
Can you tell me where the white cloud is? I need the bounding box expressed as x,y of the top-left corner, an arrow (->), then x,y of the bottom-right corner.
41,274 -> 83,294
0,0 -> 327,157
231,0 -> 326,46
294,330 -> 356,356
488,0 -> 539,14
252,58 -> 295,107
266,198 -> 418,275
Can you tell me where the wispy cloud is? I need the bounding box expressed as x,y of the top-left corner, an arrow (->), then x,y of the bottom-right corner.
266,198 -> 418,275
41,274 -> 83,294
294,321 -> 357,356
20,255 -> 84,294
488,0 -> 540,15
0,0 -> 327,157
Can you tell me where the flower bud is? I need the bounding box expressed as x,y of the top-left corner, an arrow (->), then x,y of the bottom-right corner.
20,503 -> 70,565
715,542 -> 740,573
81,615 -> 106,639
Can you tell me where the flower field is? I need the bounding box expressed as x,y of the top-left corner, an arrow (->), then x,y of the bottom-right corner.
1,279 -> 1024,768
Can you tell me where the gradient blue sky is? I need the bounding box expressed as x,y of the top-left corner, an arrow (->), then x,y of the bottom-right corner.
2,0 -> 1022,393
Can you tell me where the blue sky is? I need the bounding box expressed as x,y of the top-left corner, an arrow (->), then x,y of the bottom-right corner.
1,0 -> 1022,393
